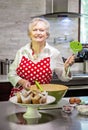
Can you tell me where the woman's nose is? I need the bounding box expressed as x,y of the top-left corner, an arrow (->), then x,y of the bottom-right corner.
36,30 -> 41,34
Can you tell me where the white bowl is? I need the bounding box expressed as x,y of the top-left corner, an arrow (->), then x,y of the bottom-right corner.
76,105 -> 88,116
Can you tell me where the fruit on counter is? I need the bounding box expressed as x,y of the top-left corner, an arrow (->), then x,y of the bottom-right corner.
69,97 -> 75,104
69,97 -> 81,104
75,98 -> 81,104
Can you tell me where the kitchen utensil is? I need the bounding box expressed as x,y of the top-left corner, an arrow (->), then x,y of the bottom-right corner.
70,41 -> 83,54
35,81 -> 44,92
30,84 -> 68,103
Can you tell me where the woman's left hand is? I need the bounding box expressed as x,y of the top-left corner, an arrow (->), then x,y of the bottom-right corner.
64,54 -> 75,70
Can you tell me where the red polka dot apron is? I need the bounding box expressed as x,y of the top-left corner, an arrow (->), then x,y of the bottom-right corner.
10,56 -> 52,97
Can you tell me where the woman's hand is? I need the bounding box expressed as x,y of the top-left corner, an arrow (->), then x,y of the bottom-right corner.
18,79 -> 31,90
64,54 -> 75,71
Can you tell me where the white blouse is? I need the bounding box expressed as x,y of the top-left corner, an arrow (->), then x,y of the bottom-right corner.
8,42 -> 72,87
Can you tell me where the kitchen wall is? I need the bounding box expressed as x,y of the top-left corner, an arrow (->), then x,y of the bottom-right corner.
0,0 -> 47,60
0,0 -> 81,73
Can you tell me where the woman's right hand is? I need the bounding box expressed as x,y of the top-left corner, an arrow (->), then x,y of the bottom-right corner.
18,79 -> 31,90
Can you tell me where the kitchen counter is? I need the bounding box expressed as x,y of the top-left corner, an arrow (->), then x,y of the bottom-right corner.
0,73 -> 88,84
51,73 -> 88,86
0,75 -> 8,82
0,97 -> 88,130
0,74 -> 88,101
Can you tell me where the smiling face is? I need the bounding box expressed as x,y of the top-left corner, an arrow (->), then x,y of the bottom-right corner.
28,18 -> 50,44
29,21 -> 49,43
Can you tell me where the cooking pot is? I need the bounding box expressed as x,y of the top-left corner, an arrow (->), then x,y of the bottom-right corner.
0,59 -> 13,75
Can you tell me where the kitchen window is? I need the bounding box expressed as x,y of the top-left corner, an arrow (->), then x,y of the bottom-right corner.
80,0 -> 88,43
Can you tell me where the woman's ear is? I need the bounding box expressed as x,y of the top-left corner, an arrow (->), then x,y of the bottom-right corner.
46,32 -> 50,39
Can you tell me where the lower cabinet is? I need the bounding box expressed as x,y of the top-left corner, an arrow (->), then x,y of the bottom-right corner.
65,88 -> 88,97
0,82 -> 13,101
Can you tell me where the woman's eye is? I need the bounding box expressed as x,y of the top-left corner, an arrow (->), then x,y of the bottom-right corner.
40,29 -> 44,31
32,29 -> 45,32
33,29 -> 37,31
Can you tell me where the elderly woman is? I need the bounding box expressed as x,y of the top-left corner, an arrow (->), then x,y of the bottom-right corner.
8,17 -> 74,97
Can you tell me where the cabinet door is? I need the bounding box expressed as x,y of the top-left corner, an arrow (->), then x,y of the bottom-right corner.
0,82 -> 13,101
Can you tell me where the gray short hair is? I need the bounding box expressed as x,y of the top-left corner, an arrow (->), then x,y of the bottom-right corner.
28,17 -> 50,37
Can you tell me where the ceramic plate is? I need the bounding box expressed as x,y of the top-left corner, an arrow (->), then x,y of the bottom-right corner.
9,95 -> 56,108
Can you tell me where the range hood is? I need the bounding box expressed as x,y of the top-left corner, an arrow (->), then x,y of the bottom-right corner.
36,0 -> 87,18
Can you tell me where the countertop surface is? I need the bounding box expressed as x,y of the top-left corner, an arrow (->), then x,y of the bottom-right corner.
0,75 -> 8,82
0,74 -> 88,90
0,73 -> 88,82
0,97 -> 88,130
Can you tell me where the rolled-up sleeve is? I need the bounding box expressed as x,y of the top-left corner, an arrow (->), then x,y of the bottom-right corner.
51,50 -> 72,82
